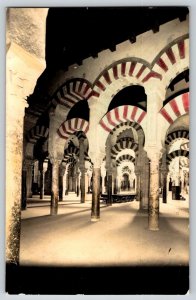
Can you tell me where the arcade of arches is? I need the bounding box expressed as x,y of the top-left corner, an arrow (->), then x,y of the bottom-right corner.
6,8 -> 189,266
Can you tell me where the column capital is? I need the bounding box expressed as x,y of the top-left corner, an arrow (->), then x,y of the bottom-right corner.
146,146 -> 162,162
49,156 -> 62,165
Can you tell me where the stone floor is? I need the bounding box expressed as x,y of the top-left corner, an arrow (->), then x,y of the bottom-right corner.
20,192 -> 189,267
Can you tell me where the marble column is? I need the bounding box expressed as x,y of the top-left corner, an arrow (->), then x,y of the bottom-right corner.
26,159 -> 33,198
80,168 -> 85,203
162,173 -> 167,203
6,95 -> 27,264
91,167 -> 101,221
76,170 -> 80,197
79,137 -> 86,203
135,169 -> 141,202
107,172 -> 113,206
140,153 -> 150,210
59,162 -> 66,201
112,166 -> 118,195
21,161 -> 27,210
65,171 -> 69,195
50,158 -> 61,215
39,160 -> 44,200
148,155 -> 160,231
72,166 -> 77,193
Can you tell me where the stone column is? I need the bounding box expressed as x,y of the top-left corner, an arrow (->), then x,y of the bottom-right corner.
6,94 -> 27,265
59,162 -> 66,201
112,165 -> 118,194
91,167 -> 101,221
50,158 -> 61,215
79,137 -> 86,203
105,136 -> 113,205
148,153 -> 160,231
26,159 -> 33,198
162,173 -> 167,203
107,172 -> 113,206
135,169 -> 141,202
72,165 -> 77,193
21,160 -> 27,210
39,160 -> 44,199
65,170 -> 69,195
139,151 -> 150,210
62,165 -> 68,199
76,169 -> 80,197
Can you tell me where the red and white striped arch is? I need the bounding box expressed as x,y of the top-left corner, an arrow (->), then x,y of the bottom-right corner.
27,125 -> 49,144
99,105 -> 146,132
93,60 -> 162,97
57,118 -> 89,140
152,37 -> 189,76
159,92 -> 189,125
52,79 -> 95,109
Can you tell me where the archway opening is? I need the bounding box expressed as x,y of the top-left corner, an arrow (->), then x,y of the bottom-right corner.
108,85 -> 147,112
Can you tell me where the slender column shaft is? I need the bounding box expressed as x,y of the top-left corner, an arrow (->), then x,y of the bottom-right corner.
107,174 -> 113,206
39,162 -> 44,200
79,137 -> 86,202
59,175 -> 63,201
26,162 -> 33,198
91,168 -> 101,221
50,159 -> 60,215
162,175 -> 167,203
148,158 -> 159,231
80,170 -> 85,203
88,175 -> 92,193
136,172 -> 141,202
65,173 -> 69,195
76,172 -> 80,197
21,167 -> 27,210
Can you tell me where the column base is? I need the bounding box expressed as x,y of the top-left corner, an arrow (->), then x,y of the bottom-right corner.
148,226 -> 159,231
91,216 -> 100,222
50,207 -> 58,215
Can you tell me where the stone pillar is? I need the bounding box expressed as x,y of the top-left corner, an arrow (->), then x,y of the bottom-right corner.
50,158 -> 61,215
6,94 -> 27,264
62,166 -> 68,199
139,151 -> 150,210
112,165 -> 118,194
162,173 -> 167,203
65,171 -> 69,195
26,159 -> 33,198
135,169 -> 141,202
148,153 -> 160,231
76,170 -> 80,197
59,162 -> 66,201
91,167 -> 101,221
80,168 -> 85,203
39,160 -> 44,199
21,161 -> 27,210
107,172 -> 113,206
72,166 -> 77,193
79,137 -> 86,203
